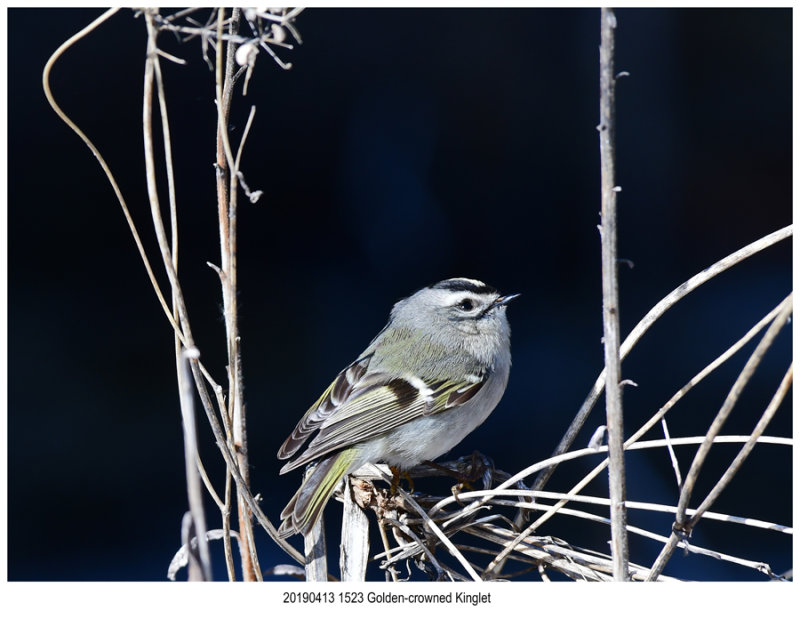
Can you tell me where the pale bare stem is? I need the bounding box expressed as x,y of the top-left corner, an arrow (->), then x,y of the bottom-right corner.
304,519 -> 329,582
234,105 -> 258,173
149,40 -> 179,270
148,8 -> 300,572
177,348 -> 212,581
150,15 -> 215,565
380,519 -> 464,581
598,7 -> 629,581
525,298 -> 786,537
222,466 -> 235,580
44,11 -> 263,578
161,7 -> 207,24
42,8 -> 192,348
676,295 -> 792,520
478,506 -> 781,577
188,355 -> 303,564
411,434 -> 789,579
432,484 -> 791,535
340,478 -> 370,581
142,15 -> 197,347
209,8 -> 263,581
477,510 -> 769,576
369,466 -> 482,581
144,11 -> 222,581
532,224 -> 791,494
647,294 -> 793,580
194,453 -> 224,509
661,417 -> 683,488
168,529 -> 242,581
687,364 -> 793,527
376,520 -> 400,582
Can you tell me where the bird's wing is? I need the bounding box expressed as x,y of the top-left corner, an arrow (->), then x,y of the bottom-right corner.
279,371 -> 486,473
277,354 -> 374,461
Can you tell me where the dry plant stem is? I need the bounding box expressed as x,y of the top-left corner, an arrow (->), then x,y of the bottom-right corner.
525,299 -> 786,536
178,348 -> 212,581
45,8 -> 304,571
469,506 -> 778,577
421,434 -> 789,579
598,7 -> 629,581
437,483 -> 791,534
676,295 -> 792,519
145,12 -> 231,580
213,8 -> 260,581
305,519 -> 329,582
142,14 -> 197,348
42,8 -> 192,348
147,8 -> 297,567
148,10 -> 234,583
340,478 -> 369,581
43,8 -> 239,570
188,355 -> 304,564
647,295 -> 793,580
381,518 -> 464,581
661,418 -> 683,488
222,464 -> 235,579
532,224 -> 792,494
376,521 -> 400,582
688,363 -> 792,527
382,475 -> 482,581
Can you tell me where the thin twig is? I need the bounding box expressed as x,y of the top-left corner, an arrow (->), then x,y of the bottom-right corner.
676,295 -> 792,521
177,347 -> 212,581
222,460 -> 235,580
661,417 -> 683,488
688,363 -> 793,528
647,295 -> 793,580
430,483 -> 792,535
369,465 -> 482,581
524,297 -> 787,536
42,8 -> 195,350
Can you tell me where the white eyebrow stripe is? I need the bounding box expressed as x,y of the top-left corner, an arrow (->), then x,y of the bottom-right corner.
440,290 -> 486,306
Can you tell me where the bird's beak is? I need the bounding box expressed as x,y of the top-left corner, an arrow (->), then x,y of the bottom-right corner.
492,292 -> 521,308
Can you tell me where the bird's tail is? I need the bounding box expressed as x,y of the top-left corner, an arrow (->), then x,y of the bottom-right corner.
278,448 -> 360,538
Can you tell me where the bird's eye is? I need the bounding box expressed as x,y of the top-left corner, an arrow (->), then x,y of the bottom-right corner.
456,298 -> 475,311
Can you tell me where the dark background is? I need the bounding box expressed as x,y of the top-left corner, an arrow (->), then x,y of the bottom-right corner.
7,8 -> 792,581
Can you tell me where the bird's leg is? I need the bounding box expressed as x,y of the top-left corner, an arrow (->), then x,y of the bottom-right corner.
389,465 -> 414,493
423,453 -> 493,505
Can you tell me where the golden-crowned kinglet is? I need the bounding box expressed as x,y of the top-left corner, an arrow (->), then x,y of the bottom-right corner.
277,277 -> 519,537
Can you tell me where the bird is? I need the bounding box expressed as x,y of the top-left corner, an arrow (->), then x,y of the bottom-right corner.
277,277 -> 518,538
